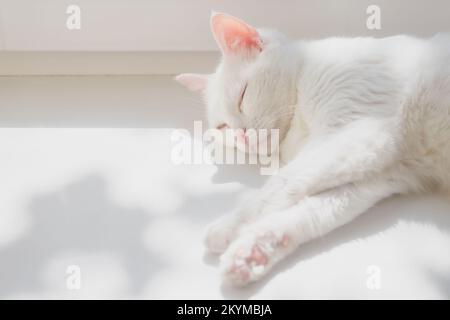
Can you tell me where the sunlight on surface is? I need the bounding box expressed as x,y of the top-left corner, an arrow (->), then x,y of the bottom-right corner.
0,128 -> 248,299
0,74 -> 449,299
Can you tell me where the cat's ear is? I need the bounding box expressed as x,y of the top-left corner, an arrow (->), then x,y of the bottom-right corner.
175,73 -> 208,92
210,12 -> 262,55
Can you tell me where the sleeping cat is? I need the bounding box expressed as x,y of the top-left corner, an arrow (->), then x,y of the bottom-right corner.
176,12 -> 450,286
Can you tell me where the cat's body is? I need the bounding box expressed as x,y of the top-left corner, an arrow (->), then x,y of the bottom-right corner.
282,34 -> 450,187
176,13 -> 450,286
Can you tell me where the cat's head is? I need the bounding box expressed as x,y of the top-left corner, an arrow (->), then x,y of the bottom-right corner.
176,12 -> 298,155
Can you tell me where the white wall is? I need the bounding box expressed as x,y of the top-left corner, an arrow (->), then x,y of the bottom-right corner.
0,0 -> 449,51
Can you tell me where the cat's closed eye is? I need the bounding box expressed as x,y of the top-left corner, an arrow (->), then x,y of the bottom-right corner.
238,84 -> 247,113
216,123 -> 229,130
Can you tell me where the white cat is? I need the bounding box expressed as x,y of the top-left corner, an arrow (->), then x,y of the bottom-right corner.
176,12 -> 450,286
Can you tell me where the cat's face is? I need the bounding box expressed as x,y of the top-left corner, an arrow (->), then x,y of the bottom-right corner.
176,13 -> 297,155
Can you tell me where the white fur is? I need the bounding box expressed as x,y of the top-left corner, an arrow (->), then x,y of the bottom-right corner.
180,14 -> 450,286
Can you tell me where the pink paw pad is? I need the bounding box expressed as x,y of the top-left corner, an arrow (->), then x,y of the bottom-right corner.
229,264 -> 250,281
247,245 -> 268,265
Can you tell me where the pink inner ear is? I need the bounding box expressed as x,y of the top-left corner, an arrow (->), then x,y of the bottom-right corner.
211,13 -> 262,54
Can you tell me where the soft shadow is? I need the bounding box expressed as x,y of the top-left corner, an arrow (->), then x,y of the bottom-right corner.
212,163 -> 268,188
202,252 -> 220,267
179,188 -> 241,224
220,194 -> 450,299
0,174 -> 163,298
424,267 -> 450,298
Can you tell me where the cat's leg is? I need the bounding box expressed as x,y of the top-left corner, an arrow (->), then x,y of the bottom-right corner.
205,211 -> 247,254
205,190 -> 266,254
249,119 -> 404,216
206,119 -> 403,254
220,174 -> 410,286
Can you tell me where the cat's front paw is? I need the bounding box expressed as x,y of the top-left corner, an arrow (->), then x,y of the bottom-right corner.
204,222 -> 235,254
220,231 -> 290,286
204,208 -> 255,254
